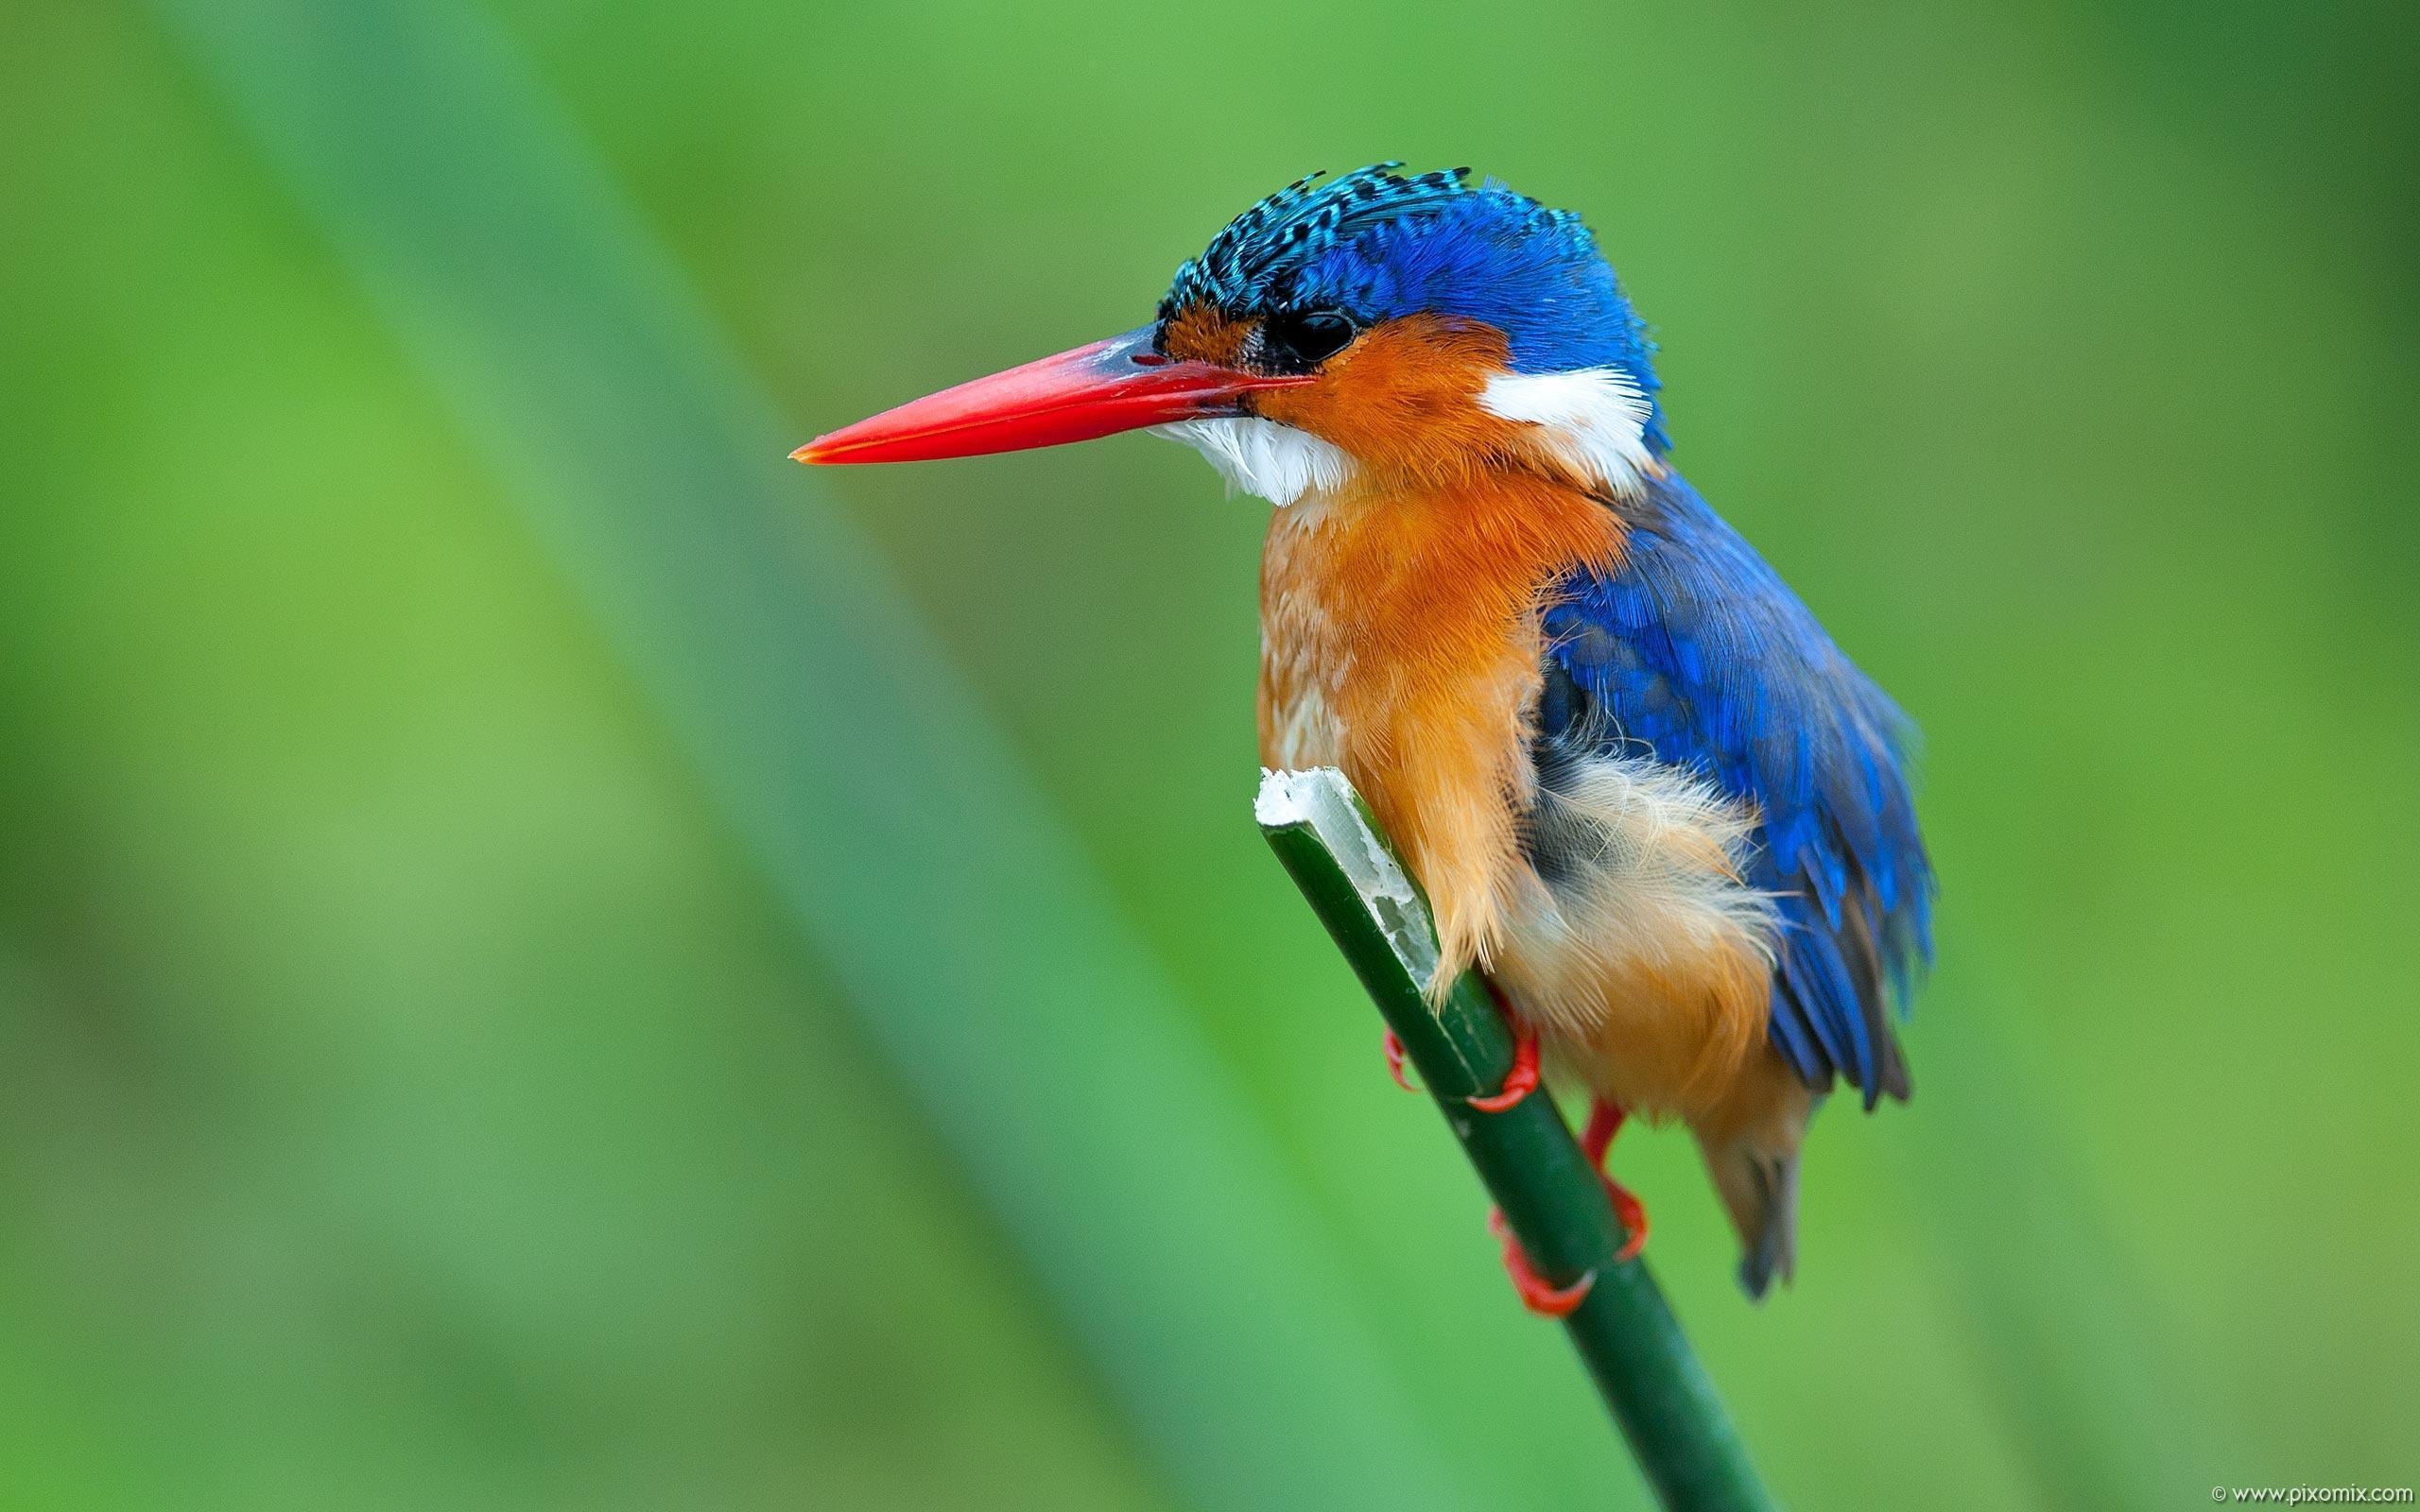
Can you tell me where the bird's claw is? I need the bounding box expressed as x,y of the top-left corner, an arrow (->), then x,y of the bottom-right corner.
1489,1207 -> 1594,1316
1381,1028 -> 1420,1093
1465,1027 -> 1539,1112
1606,1177 -> 1650,1264
1582,1098 -> 1649,1263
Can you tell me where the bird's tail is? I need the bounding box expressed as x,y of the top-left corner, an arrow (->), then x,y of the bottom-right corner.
1696,1133 -> 1801,1301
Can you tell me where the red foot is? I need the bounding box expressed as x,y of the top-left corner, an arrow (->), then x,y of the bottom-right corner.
1381,1029 -> 1420,1093
1466,1027 -> 1540,1112
1605,1179 -> 1650,1264
1582,1098 -> 1650,1263
1580,1099 -> 1625,1165
1489,1208 -> 1594,1316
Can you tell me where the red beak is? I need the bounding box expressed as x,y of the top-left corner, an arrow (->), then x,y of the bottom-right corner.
793,326 -> 1311,465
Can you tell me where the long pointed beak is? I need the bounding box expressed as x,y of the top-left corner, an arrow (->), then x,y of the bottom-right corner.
793,325 -> 1310,465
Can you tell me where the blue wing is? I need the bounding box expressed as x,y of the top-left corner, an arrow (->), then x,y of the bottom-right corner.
1536,474 -> 1934,1108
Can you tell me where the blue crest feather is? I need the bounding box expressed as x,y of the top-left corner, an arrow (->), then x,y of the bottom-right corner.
1162,164 -> 1470,318
1162,164 -> 1667,443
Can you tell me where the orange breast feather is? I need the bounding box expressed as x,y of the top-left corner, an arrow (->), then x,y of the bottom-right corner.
1258,453 -> 1622,989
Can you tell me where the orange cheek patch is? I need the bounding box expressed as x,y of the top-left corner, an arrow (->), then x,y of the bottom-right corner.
1157,302 -> 1253,368
1255,315 -> 1526,487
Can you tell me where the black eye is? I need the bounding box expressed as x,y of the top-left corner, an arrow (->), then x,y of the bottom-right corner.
1258,309 -> 1357,370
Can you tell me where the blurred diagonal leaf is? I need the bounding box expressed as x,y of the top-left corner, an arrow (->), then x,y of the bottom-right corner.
147,2 -> 1475,1507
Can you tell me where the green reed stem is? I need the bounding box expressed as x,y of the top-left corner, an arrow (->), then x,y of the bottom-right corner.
1258,767 -> 1780,1512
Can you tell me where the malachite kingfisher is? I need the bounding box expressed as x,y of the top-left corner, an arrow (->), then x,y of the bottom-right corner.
798,165 -> 1935,1306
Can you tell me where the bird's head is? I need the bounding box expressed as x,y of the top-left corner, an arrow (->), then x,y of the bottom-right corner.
798,165 -> 1665,504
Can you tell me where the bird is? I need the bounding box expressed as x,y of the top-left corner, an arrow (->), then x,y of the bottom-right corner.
797,164 -> 1934,1305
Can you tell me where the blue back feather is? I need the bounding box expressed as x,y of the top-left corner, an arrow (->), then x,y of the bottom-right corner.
1538,475 -> 1935,1107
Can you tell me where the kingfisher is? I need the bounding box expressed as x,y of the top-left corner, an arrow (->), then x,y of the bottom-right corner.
797,165 -> 1934,1306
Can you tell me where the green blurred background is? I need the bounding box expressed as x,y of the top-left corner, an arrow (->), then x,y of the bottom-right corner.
3,1 -> 2413,1508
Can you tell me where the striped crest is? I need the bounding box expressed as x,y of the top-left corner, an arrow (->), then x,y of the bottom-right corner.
1161,163 -> 1469,318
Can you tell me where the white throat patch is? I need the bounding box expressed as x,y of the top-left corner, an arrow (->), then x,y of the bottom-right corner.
1478,368 -> 1658,497
1150,417 -> 1357,507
